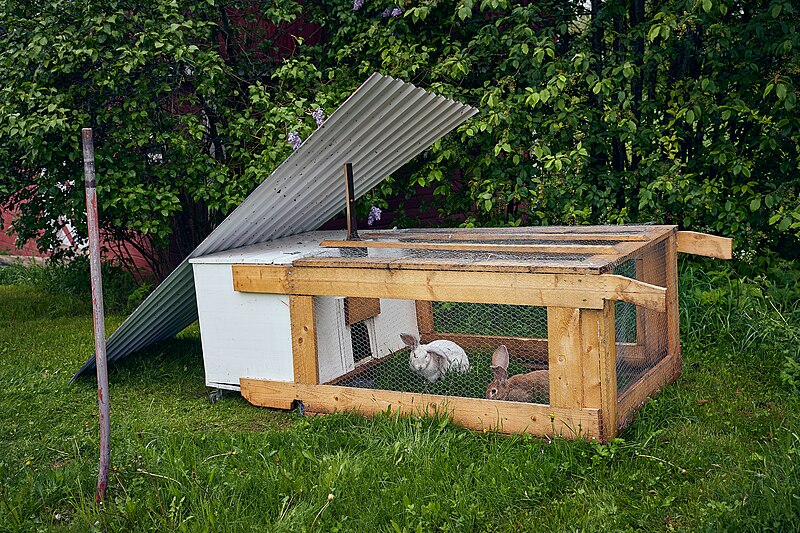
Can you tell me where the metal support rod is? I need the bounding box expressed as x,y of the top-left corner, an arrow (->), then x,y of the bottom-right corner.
343,163 -> 359,241
82,128 -> 110,503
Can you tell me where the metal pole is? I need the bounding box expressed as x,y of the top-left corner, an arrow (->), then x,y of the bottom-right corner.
343,163 -> 360,241
82,128 -> 110,502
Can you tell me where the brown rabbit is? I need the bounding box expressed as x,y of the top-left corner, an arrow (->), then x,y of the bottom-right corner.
486,345 -> 549,403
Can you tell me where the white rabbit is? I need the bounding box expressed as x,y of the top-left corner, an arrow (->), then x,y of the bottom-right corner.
400,333 -> 470,383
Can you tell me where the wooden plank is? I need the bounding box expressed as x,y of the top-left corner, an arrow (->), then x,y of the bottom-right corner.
421,333 -> 549,364
677,231 -> 733,259
616,351 -> 677,432
240,378 -> 602,439
547,307 -> 584,410
232,265 -> 667,312
360,225 -> 673,237
665,231 -> 682,380
289,295 -> 319,385
295,255 -> 611,275
547,303 -> 617,442
360,231 -> 652,242
415,301 -> 435,336
320,239 -> 618,255
344,297 -> 380,326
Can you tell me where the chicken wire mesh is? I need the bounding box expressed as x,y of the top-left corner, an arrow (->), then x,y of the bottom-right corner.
310,296 -> 551,404
613,240 -> 669,395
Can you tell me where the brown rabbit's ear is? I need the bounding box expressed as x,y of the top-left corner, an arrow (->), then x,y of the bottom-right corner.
400,333 -> 419,349
490,365 -> 508,384
492,345 -> 510,370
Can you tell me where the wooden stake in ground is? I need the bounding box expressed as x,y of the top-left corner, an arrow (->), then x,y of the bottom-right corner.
82,128 -> 110,502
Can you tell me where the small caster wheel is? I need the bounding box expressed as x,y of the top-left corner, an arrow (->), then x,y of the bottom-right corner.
291,399 -> 306,416
209,389 -> 224,404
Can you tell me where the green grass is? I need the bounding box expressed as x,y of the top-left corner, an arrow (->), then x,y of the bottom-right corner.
1,259 -> 799,531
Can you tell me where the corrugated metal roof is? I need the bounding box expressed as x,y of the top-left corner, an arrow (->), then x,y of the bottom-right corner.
73,73 -> 478,379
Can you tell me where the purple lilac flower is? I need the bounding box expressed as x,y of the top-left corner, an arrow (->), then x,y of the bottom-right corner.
353,0 -> 365,10
381,6 -> 392,17
312,108 -> 326,127
390,6 -> 404,17
288,131 -> 302,151
367,206 -> 382,226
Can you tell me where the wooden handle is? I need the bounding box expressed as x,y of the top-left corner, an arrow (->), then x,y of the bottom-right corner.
676,231 -> 732,260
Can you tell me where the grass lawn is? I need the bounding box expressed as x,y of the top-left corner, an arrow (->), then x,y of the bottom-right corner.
0,259 -> 799,531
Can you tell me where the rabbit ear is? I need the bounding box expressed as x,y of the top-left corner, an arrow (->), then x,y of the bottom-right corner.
400,333 -> 419,349
492,345 -> 510,370
490,365 -> 508,384
426,346 -> 449,368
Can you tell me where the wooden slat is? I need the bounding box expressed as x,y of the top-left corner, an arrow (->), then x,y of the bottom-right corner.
677,231 -> 733,259
616,351 -> 678,432
593,301 -> 618,442
320,239 -> 619,255
295,255 -> 611,275
232,265 -> 667,312
240,378 -> 602,439
290,295 -> 319,385
344,297 -> 381,326
415,301 -> 435,336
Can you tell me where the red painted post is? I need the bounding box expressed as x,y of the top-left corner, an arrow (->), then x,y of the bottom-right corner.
82,128 -> 110,502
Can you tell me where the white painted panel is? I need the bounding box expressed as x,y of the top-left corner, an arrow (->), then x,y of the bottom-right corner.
192,263 -> 294,390
369,299 -> 419,358
314,296 -> 355,383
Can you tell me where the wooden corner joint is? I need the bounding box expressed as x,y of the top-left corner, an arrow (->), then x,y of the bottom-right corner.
676,231 -> 733,260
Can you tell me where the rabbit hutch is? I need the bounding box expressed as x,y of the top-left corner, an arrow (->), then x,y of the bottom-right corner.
189,224 -> 731,443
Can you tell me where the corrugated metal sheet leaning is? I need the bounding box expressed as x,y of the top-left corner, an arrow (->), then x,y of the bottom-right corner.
73,73 -> 479,379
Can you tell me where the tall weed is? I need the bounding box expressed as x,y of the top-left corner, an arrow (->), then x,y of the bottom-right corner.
0,256 -> 146,314
680,257 -> 800,392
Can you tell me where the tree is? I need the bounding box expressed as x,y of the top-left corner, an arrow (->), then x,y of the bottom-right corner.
1,0 -> 798,279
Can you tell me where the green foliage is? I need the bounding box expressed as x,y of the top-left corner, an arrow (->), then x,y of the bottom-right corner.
1,0 -> 799,273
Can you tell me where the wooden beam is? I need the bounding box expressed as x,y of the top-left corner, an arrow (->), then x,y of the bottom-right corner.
232,265 -> 667,312
547,303 -> 617,442
665,231 -> 682,380
240,378 -> 602,439
320,239 -> 618,255
415,301 -> 435,336
592,301 -> 618,442
344,297 -> 380,326
289,295 -> 319,385
677,231 -> 732,259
